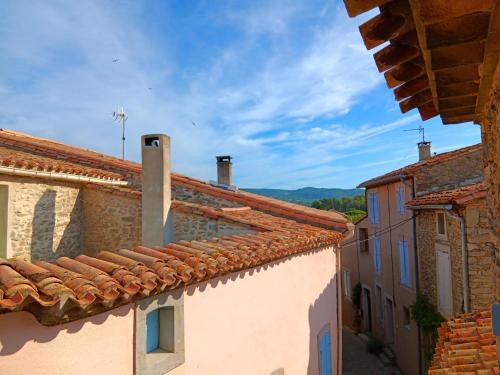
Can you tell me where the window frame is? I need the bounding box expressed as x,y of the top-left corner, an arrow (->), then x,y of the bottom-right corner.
135,289 -> 185,375
375,284 -> 384,325
397,186 -> 405,215
359,228 -> 369,253
343,269 -> 351,300
436,212 -> 447,240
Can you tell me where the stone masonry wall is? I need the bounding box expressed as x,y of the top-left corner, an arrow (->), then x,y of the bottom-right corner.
0,175 -> 83,261
172,185 -> 243,209
172,211 -> 255,242
481,63 -> 500,303
447,215 -> 464,314
416,211 -> 438,307
82,187 -> 141,255
463,201 -> 495,310
414,149 -> 483,195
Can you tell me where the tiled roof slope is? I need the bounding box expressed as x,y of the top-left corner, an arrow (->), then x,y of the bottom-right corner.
0,146 -> 125,182
407,183 -> 487,207
0,129 -> 347,230
358,144 -> 482,188
0,204 -> 342,325
429,310 -> 498,375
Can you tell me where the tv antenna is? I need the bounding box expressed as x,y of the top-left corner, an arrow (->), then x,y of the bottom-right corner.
404,123 -> 427,143
112,107 -> 128,160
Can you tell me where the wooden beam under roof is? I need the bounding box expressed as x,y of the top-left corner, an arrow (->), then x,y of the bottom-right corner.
343,0 -> 391,17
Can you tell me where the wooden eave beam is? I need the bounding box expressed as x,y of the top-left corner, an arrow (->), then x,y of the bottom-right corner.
343,0 -> 392,18
418,0 -> 495,25
394,74 -> 429,100
384,57 -> 425,88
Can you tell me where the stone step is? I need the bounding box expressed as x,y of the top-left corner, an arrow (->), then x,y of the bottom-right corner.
383,346 -> 395,360
358,333 -> 370,344
377,352 -> 391,367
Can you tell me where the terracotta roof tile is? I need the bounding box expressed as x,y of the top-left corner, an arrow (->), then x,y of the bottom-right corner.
358,144 -> 482,188
0,129 -> 347,230
406,182 -> 487,207
0,205 -> 342,325
429,310 -> 498,375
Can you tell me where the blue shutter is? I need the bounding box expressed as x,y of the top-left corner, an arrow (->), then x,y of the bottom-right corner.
373,193 -> 379,223
374,235 -> 381,273
146,309 -> 160,353
398,187 -> 405,215
369,193 -> 379,224
320,329 -> 332,375
399,241 -> 410,286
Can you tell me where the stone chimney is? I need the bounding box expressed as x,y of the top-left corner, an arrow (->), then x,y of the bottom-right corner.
141,134 -> 172,247
216,155 -> 232,186
418,141 -> 432,161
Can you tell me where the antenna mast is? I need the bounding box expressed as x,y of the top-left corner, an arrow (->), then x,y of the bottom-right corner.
112,107 -> 128,160
404,123 -> 426,143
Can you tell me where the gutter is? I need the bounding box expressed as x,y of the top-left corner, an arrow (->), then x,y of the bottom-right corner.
408,203 -> 470,313
0,165 -> 129,186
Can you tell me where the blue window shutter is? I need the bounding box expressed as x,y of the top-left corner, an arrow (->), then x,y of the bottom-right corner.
320,329 -> 332,375
399,241 -> 410,286
146,309 -> 160,353
398,187 -> 405,215
374,235 -> 381,273
373,194 -> 379,223
369,193 -> 375,223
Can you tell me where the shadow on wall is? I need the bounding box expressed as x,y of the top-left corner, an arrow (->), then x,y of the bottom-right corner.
0,305 -> 132,356
307,274 -> 339,375
30,189 -> 83,262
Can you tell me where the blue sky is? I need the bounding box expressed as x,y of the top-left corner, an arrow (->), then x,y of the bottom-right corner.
0,1 -> 481,189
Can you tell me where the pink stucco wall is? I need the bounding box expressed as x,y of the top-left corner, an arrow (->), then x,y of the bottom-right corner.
0,304 -> 134,375
0,247 -> 339,375
171,246 -> 339,375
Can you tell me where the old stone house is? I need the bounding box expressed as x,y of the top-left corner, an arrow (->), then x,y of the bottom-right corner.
0,129 -> 350,375
407,182 -> 494,317
341,142 -> 486,375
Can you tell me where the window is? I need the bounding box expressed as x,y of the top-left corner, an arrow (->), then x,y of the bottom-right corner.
397,186 -> 405,215
403,306 -> 411,327
318,326 -> 332,375
376,285 -> 384,324
436,212 -> 447,238
0,185 -> 8,258
343,269 -> 351,300
359,228 -> 369,253
368,192 -> 379,224
135,290 -> 185,375
373,234 -> 381,273
399,240 -> 411,287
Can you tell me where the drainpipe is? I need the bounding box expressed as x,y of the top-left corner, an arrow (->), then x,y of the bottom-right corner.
447,211 -> 470,313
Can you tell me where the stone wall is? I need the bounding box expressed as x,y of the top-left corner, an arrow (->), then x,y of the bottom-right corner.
463,202 -> 495,310
0,175 -> 83,261
172,185 -> 242,209
414,149 -> 483,195
82,187 -> 141,255
481,63 -> 500,303
172,211 -> 255,242
416,211 -> 438,307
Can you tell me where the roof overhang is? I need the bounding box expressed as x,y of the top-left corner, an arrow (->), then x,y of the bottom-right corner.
344,0 -> 500,125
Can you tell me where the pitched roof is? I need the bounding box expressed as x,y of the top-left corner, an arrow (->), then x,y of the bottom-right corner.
358,144 -> 482,188
0,204 -> 342,325
429,310 -> 498,375
0,129 -> 347,230
343,1 -> 500,125
406,182 -> 487,207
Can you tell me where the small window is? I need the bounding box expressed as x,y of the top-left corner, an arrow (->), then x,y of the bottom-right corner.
343,269 -> 351,300
359,228 -> 369,253
403,306 -> 411,327
146,307 -> 175,353
369,192 -> 379,224
436,212 -> 447,238
376,285 -> 384,324
373,234 -> 381,273
397,186 -> 405,215
399,240 -> 411,287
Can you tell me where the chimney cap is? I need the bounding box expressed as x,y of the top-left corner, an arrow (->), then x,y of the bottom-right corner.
216,155 -> 232,163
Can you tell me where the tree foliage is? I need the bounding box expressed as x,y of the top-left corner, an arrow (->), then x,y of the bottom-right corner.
311,195 -> 366,212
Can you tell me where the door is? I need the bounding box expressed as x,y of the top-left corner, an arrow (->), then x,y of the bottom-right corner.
437,249 -> 453,317
361,288 -> 372,332
319,327 -> 332,375
385,298 -> 395,344
0,186 -> 7,258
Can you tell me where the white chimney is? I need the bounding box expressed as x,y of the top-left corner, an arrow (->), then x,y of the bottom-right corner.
216,155 -> 232,186
418,141 -> 431,161
141,134 -> 172,246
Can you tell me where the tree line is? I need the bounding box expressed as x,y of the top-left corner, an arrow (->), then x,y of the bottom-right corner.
311,195 -> 366,212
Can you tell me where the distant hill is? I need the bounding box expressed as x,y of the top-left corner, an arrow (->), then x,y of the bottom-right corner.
242,187 -> 365,206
